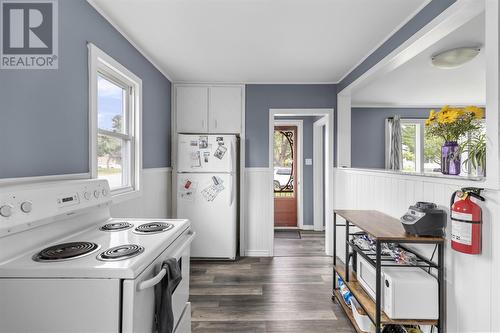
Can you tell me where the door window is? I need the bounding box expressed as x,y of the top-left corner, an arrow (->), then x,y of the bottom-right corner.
273,127 -> 296,198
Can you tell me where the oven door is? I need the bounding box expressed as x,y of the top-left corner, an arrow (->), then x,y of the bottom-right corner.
122,229 -> 195,333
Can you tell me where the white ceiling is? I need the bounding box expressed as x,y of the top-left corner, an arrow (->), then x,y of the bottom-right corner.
352,12 -> 486,107
89,0 -> 428,83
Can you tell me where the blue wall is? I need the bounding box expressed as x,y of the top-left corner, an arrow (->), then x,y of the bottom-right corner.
351,108 -> 429,169
338,0 -> 456,91
0,0 -> 171,179
275,116 -> 315,226
245,84 -> 337,167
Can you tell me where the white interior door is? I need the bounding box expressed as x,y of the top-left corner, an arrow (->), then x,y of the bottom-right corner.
176,173 -> 236,259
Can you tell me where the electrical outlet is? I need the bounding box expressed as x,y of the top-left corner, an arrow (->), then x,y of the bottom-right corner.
305,158 -> 313,165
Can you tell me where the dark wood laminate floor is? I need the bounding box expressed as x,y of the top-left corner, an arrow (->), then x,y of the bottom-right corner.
190,231 -> 354,333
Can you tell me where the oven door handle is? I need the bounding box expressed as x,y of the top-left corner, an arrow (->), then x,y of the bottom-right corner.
138,268 -> 167,291
138,231 -> 196,291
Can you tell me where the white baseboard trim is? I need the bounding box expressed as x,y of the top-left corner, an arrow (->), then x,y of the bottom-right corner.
300,225 -> 314,230
245,250 -> 271,257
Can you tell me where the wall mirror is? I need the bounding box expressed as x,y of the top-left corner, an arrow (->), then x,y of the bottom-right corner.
348,7 -> 488,180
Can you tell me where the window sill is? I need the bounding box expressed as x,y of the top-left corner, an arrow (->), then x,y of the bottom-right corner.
336,167 -> 494,188
111,187 -> 142,204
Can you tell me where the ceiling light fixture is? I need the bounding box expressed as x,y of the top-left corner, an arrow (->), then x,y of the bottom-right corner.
431,46 -> 481,69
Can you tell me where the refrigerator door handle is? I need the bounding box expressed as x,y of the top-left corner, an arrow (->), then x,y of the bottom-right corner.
230,138 -> 237,173
229,174 -> 234,206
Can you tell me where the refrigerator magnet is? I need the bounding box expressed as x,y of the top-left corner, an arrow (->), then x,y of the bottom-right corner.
214,145 -> 227,159
190,151 -> 201,167
198,136 -> 208,149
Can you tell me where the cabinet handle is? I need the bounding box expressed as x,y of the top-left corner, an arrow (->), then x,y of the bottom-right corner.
202,119 -> 205,129
215,119 -> 218,129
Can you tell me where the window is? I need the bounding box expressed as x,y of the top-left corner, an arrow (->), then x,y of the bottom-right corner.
273,127 -> 296,198
88,44 -> 142,198
388,119 -> 485,175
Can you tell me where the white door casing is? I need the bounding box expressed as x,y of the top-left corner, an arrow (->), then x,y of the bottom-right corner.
313,116 -> 327,232
268,109 -> 334,257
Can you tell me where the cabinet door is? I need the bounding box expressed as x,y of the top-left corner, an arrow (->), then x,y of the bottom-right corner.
208,86 -> 242,134
176,86 -> 209,133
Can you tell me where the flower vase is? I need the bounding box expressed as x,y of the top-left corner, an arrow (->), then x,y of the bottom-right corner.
441,141 -> 461,175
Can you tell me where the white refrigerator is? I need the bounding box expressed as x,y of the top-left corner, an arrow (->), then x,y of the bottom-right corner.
176,134 -> 238,259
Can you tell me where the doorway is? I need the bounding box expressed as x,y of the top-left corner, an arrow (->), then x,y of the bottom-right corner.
273,124 -> 300,228
268,109 -> 334,257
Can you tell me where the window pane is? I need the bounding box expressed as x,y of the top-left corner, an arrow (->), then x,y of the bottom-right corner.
97,134 -> 130,189
460,121 -> 486,176
424,129 -> 443,173
401,124 -> 417,172
97,75 -> 126,133
273,128 -> 296,198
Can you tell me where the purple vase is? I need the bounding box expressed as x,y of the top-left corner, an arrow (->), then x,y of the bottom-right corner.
441,141 -> 461,175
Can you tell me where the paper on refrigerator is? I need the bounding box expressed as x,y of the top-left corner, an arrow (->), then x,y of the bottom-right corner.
179,178 -> 198,201
201,176 -> 225,202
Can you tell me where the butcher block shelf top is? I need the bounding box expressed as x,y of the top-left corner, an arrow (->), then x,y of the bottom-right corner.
334,210 -> 444,243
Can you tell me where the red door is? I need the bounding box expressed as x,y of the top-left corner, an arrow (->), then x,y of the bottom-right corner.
273,126 -> 297,227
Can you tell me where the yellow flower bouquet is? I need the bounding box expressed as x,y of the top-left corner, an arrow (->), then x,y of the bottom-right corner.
425,105 -> 483,142
425,105 -> 483,175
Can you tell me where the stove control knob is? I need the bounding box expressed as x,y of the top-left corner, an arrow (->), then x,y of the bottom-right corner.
0,205 -> 13,218
94,190 -> 100,199
102,188 -> 108,197
83,191 -> 91,200
20,201 -> 32,213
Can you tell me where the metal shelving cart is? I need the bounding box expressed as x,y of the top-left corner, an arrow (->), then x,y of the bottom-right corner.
332,210 -> 445,333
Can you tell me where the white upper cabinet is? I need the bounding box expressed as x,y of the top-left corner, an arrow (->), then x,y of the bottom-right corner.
209,86 -> 242,134
175,86 -> 209,133
175,85 -> 243,134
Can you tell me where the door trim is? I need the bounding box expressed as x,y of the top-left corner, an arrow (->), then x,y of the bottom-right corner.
273,120 -> 303,230
313,116 -> 327,232
268,108 -> 334,257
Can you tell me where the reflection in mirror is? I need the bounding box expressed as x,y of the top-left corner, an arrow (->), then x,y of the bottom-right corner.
350,12 -> 486,178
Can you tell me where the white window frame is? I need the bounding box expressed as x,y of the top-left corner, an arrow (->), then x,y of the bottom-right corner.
402,119 -> 425,173
88,43 -> 142,202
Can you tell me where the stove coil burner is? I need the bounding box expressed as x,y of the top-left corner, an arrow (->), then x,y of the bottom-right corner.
134,222 -> 174,234
97,244 -> 145,261
33,242 -> 100,262
100,222 -> 134,232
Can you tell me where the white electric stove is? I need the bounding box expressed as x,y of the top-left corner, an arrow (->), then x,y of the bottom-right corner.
0,179 -> 194,333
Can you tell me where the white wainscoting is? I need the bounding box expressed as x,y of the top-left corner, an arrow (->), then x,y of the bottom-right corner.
111,168 -> 172,218
244,168 -> 273,257
333,168 -> 500,333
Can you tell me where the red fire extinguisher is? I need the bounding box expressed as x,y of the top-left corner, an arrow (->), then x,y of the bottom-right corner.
450,187 -> 485,254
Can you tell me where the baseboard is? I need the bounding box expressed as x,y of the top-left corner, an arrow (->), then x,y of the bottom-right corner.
245,250 -> 271,257
300,225 -> 314,230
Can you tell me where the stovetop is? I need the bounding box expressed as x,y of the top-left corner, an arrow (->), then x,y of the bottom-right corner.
0,218 -> 189,279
